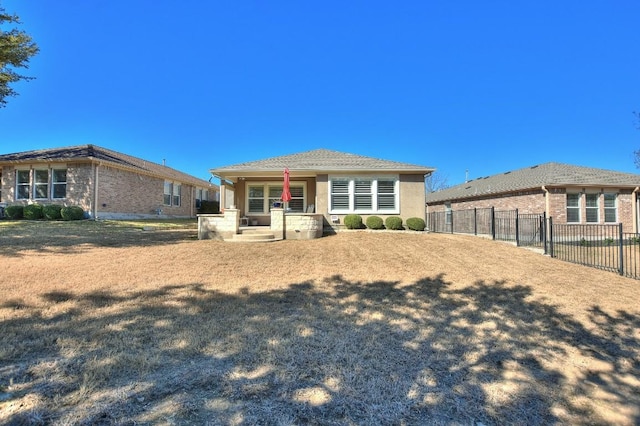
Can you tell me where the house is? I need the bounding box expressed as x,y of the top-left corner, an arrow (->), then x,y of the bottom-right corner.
199,149 -> 434,240
424,162 -> 640,233
0,144 -> 219,219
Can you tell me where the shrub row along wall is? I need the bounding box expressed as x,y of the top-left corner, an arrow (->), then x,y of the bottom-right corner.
2,204 -> 85,220
343,215 -> 426,231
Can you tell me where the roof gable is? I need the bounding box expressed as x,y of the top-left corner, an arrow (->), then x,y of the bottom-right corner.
211,149 -> 434,175
0,144 -> 215,188
425,162 -> 640,203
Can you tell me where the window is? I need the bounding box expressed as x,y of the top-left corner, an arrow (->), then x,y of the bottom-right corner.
377,180 -> 396,210
289,186 -> 304,212
0,169 -> 3,202
604,193 -> 617,223
566,193 -> 580,223
329,176 -> 398,214
585,193 -> 598,223
163,181 -> 172,205
16,170 -> 30,200
52,169 -> 67,199
196,188 -> 208,208
248,185 -> 265,213
172,183 -> 181,206
354,179 -> 373,210
33,170 -> 49,199
268,186 -> 283,211
445,202 -> 452,225
330,180 -> 350,210
247,182 -> 306,214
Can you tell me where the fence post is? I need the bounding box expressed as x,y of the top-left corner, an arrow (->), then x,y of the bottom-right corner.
548,217 -> 554,257
491,207 -> 496,240
450,210 -> 454,234
474,208 -> 477,235
542,213 -> 548,255
619,223 -> 624,276
515,208 -> 520,246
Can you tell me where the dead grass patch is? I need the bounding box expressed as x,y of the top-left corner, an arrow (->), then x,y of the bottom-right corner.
0,221 -> 639,424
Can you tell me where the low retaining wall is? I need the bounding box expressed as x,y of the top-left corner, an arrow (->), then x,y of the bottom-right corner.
284,213 -> 323,240
198,209 -> 239,240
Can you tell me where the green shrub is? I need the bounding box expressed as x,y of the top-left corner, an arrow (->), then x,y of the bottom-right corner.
43,204 -> 64,220
366,216 -> 384,230
23,204 -> 44,220
406,217 -> 426,231
4,205 -> 24,220
385,216 -> 404,230
61,205 -> 85,221
344,214 -> 364,229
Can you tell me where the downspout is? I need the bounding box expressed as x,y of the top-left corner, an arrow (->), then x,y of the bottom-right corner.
633,187 -> 640,233
541,186 -> 550,241
93,162 -> 100,219
191,186 -> 195,218
541,186 -> 550,219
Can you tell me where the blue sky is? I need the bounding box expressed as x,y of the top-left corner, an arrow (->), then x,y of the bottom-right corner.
1,0 -> 639,186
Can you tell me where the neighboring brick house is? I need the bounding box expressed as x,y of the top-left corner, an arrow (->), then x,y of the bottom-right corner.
0,145 -> 218,219
210,148 -> 434,231
425,162 -> 640,233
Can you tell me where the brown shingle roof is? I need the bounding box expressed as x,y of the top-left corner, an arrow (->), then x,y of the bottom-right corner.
425,162 -> 640,203
211,149 -> 434,175
0,144 -> 215,188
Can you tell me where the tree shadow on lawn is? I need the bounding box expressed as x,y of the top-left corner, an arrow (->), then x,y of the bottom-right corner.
1,275 -> 638,425
0,221 -> 197,257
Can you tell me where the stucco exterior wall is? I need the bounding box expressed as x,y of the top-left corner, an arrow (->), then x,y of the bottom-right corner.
399,174 -> 427,219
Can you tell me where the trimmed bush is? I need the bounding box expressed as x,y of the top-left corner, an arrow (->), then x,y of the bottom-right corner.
366,216 -> 384,230
61,205 -> 85,221
43,204 -> 64,220
406,217 -> 426,231
23,204 -> 44,220
344,214 -> 364,230
385,216 -> 404,230
4,205 -> 24,220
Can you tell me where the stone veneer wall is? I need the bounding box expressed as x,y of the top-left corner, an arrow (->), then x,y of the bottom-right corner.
284,213 -> 323,239
198,209 -> 239,240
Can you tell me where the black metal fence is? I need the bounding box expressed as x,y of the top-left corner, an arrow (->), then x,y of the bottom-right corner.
426,207 -> 546,249
549,221 -> 640,279
426,207 -> 640,279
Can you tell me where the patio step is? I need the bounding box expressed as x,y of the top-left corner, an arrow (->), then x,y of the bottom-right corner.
229,228 -> 279,243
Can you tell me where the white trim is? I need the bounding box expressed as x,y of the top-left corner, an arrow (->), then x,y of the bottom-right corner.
245,181 -> 308,215
328,175 -> 400,215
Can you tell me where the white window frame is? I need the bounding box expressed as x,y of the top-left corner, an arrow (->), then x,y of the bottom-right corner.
245,181 -> 307,215
604,193 -> 617,223
172,183 -> 181,207
51,168 -> 67,199
585,193 -> 599,223
16,169 -> 31,200
163,181 -> 172,206
566,193 -> 581,223
445,202 -> 452,225
328,175 -> 399,215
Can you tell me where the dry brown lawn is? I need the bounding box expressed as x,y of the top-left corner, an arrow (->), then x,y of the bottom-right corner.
0,220 -> 639,425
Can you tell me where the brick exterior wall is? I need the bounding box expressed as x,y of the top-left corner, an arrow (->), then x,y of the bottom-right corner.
0,162 -> 204,219
97,164 -> 196,219
426,186 -> 639,232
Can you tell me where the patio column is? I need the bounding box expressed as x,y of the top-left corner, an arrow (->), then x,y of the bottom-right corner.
271,208 -> 284,240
